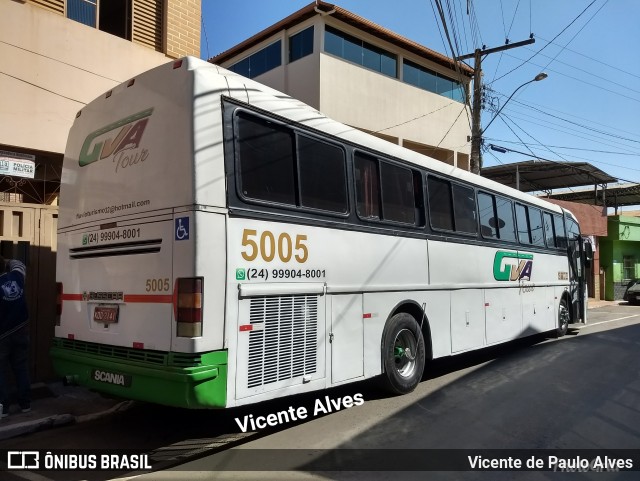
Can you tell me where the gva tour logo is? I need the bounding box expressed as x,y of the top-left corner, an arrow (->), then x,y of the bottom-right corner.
493,251 -> 534,281
78,108 -> 153,173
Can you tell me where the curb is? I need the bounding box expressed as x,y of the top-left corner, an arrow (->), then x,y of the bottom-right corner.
0,414 -> 75,441
0,400 -> 133,441
75,400 -> 135,424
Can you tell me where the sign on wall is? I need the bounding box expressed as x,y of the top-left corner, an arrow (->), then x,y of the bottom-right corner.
0,150 -> 35,179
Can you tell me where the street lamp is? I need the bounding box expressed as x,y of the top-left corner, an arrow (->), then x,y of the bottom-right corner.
470,72 -> 547,175
481,72 -> 548,134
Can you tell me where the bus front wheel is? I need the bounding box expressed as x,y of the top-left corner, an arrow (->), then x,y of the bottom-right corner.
381,313 -> 426,395
556,298 -> 570,337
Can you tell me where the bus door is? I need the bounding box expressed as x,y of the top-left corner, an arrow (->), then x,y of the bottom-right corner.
566,217 -> 587,323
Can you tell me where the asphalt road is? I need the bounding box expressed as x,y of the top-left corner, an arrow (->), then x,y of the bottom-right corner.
3,304 -> 640,481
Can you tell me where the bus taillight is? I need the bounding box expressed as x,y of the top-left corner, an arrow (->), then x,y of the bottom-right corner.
176,278 -> 203,337
56,282 -> 63,326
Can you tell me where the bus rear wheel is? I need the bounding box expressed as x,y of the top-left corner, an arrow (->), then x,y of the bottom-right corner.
556,298 -> 570,337
381,313 -> 425,395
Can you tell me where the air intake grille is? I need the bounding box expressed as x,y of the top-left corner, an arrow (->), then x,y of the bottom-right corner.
247,296 -> 318,388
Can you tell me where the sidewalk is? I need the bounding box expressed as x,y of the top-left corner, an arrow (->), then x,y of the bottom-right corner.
588,299 -> 622,309
0,381 -> 131,441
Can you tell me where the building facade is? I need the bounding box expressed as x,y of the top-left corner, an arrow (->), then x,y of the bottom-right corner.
0,0 -> 200,381
600,215 -> 640,301
210,1 -> 473,170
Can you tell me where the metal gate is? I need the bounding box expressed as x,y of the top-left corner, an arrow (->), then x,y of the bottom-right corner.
0,202 -> 58,381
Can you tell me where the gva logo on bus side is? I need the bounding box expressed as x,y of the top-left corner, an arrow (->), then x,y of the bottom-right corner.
493,251 -> 534,281
78,108 -> 153,172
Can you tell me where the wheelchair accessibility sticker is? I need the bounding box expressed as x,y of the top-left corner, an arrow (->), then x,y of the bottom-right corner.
175,217 -> 189,241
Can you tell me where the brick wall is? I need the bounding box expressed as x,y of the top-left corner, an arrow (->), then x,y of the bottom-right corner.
543,199 -> 607,236
166,0 -> 201,58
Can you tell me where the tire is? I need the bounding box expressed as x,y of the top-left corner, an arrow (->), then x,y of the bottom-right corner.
556,298 -> 570,337
380,313 -> 426,395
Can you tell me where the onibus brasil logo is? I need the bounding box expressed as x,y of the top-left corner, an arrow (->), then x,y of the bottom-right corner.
78,108 -> 153,172
493,251 -> 534,281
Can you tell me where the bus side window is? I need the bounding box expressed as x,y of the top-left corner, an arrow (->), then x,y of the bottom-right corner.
236,113 -> 296,206
452,184 -> 477,234
529,207 -> 545,246
515,203 -> 531,244
298,135 -> 348,213
354,152 -> 380,219
478,192 -> 497,239
380,161 -> 415,224
427,176 -> 453,231
554,214 -> 567,248
543,212 -> 556,248
495,196 -> 517,242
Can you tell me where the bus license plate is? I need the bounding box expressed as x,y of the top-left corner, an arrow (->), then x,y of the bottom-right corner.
94,305 -> 119,323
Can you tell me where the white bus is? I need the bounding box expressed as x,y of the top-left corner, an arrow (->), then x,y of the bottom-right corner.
53,57 -> 591,408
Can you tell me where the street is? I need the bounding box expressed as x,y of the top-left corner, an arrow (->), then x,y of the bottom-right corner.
3,304 -> 640,481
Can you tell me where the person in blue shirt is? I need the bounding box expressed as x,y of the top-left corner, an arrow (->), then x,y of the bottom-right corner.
0,257 -> 30,418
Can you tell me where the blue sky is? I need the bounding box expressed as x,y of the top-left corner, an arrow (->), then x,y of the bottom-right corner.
201,0 -> 640,188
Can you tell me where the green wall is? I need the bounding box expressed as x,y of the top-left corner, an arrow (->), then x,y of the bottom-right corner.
601,216 -> 640,300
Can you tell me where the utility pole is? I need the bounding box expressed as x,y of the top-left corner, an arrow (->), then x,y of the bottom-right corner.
457,38 -> 536,175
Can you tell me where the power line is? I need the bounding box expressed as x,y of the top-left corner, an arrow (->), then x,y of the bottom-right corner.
201,13 -> 211,59
538,0 -> 609,73
501,95 -> 640,142
537,34 -> 640,81
494,113 -> 640,184
432,0 -> 473,131
0,71 -> 85,105
489,141 -> 640,186
487,139 -> 640,175
0,39 -> 122,83
505,0 -> 522,40
374,102 -> 456,133
436,103 -> 468,148
496,109 -> 640,155
517,47 -> 640,97
489,0 -> 597,84
501,51 -> 640,104
497,97 -> 640,146
484,139 -> 640,157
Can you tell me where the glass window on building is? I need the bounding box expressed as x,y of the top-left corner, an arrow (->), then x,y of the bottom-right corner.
67,0 -> 131,40
289,26 -> 314,63
324,26 -> 397,78
623,256 -> 636,281
230,41 -> 282,79
403,59 -> 465,102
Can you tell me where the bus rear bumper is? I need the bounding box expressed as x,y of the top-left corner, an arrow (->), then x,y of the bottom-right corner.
50,341 -> 227,409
